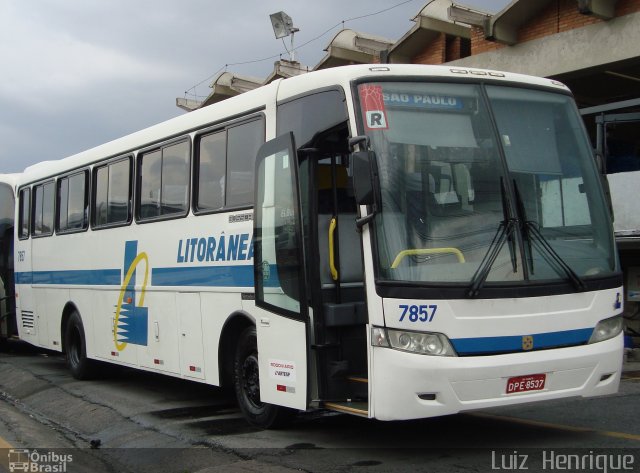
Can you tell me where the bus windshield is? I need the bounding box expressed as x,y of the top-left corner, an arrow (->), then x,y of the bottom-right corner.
357,82 -> 617,290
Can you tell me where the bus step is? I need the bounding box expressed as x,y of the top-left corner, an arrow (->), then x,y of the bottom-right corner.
323,401 -> 368,417
346,375 -> 368,384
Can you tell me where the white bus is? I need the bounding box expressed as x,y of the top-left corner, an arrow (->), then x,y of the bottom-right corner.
12,64 -> 623,428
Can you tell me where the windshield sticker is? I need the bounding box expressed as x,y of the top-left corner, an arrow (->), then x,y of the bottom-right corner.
359,84 -> 389,130
383,92 -> 464,111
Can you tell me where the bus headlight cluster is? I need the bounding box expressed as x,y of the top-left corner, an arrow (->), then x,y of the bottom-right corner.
371,327 -> 457,356
588,316 -> 623,344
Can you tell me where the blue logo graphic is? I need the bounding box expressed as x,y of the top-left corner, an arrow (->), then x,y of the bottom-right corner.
114,241 -> 149,350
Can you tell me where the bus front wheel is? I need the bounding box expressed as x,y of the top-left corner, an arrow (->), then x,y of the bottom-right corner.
65,311 -> 93,380
233,326 -> 294,429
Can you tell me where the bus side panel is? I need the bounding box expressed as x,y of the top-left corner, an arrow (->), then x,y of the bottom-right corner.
27,234 -> 62,349
34,287 -> 68,351
32,288 -> 50,348
248,302 -> 308,410
14,234 -> 36,345
200,292 -> 244,386
91,288 -> 139,367
140,291 -> 181,374
89,227 -> 146,368
177,292 -> 205,379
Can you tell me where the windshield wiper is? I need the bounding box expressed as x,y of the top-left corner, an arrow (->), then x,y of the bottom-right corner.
513,181 -> 587,292
468,178 -> 517,298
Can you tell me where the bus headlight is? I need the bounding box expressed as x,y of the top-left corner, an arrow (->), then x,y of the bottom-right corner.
371,327 -> 457,356
588,316 -> 623,344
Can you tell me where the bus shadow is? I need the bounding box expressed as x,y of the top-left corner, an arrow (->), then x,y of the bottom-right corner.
281,410 -> 595,449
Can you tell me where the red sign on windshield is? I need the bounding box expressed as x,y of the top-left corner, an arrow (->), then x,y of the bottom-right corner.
359,84 -> 389,130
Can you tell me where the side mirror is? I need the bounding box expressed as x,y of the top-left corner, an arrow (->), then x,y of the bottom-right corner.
351,150 -> 376,205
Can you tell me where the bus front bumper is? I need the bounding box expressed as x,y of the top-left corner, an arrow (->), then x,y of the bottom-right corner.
370,333 -> 623,421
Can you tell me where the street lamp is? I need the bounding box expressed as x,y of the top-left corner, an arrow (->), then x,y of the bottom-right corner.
269,11 -> 299,62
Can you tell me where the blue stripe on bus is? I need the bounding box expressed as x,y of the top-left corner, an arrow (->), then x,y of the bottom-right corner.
152,265 -> 253,287
15,269 -> 121,286
15,265 -> 280,289
15,265 -> 279,289
151,265 -> 279,288
450,327 -> 594,355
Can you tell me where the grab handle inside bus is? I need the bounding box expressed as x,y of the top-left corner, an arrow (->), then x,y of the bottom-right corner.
329,217 -> 338,281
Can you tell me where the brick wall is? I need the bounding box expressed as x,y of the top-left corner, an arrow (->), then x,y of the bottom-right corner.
445,36 -> 471,61
404,0 -> 640,63
617,0 -> 640,16
409,34 -> 471,65
519,0 -> 602,43
412,33 -> 446,64
471,26 -> 505,54
471,0 -> 640,54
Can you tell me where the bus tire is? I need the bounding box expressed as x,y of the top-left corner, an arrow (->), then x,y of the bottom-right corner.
233,326 -> 295,429
65,311 -> 93,380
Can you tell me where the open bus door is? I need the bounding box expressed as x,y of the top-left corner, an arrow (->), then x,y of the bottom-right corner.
253,124 -> 372,418
252,132 -> 309,414
0,181 -> 16,345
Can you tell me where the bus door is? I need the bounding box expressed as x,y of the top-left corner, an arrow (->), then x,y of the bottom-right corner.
0,182 -> 16,342
253,132 -> 308,410
271,89 -> 368,413
14,187 -> 36,343
309,135 -> 368,415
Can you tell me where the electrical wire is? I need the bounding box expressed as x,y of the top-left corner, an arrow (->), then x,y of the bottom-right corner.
183,0 -> 422,99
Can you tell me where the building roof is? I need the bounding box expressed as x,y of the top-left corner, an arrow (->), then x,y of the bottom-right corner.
388,0 -> 470,63
485,0 -> 619,44
314,29 -> 393,70
176,71 -> 264,111
200,71 -> 263,108
264,60 -> 309,84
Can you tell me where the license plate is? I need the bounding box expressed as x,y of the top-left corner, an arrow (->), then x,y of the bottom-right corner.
506,374 -> 546,394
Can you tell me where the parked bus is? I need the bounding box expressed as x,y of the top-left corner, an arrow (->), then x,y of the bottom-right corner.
580,101 -> 640,340
1,174 -> 18,347
12,65 -> 623,427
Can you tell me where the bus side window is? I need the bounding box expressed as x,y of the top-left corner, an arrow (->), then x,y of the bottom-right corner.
18,188 -> 30,239
138,141 -> 190,220
194,116 -> 264,213
276,89 -> 348,149
93,157 -> 132,227
57,170 -> 88,233
32,182 -> 54,237
226,118 -> 264,208
161,141 -> 190,215
195,130 -> 226,211
139,150 -> 162,219
94,165 -> 109,226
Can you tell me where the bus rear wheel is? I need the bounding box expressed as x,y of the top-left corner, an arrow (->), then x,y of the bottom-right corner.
65,311 -> 94,380
233,326 -> 295,429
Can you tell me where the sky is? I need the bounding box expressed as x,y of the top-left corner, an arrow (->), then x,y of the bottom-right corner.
0,0 -> 511,174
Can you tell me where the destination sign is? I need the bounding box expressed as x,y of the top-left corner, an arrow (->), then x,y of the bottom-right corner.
382,92 -> 464,110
